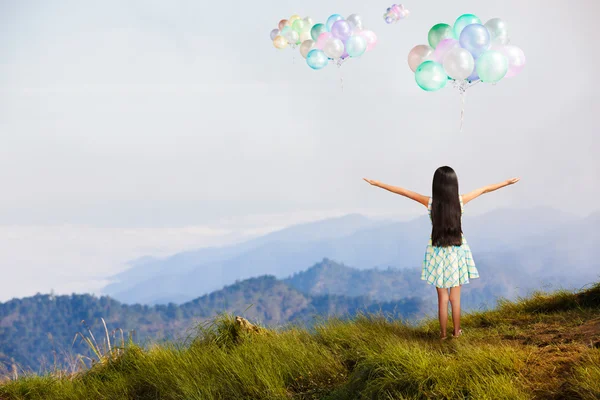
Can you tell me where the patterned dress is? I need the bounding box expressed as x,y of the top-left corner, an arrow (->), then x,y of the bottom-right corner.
421,196 -> 479,288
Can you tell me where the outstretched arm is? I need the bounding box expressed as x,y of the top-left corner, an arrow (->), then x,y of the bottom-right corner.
363,178 -> 429,207
462,177 -> 520,205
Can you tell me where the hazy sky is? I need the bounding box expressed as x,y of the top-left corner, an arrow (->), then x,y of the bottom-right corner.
0,0 -> 598,300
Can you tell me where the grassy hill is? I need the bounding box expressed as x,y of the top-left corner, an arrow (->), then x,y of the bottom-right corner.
0,283 -> 598,399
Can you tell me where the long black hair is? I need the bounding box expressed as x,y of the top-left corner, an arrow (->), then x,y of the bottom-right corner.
431,166 -> 463,247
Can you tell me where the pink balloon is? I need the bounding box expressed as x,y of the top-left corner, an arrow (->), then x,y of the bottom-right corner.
491,44 -> 526,77
432,38 -> 459,63
358,30 -> 377,51
316,32 -> 333,50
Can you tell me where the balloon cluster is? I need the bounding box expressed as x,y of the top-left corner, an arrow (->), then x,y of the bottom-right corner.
271,15 -> 315,50
408,14 -> 526,92
384,4 -> 410,24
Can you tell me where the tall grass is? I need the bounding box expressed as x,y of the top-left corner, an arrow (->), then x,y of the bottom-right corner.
0,283 -> 598,400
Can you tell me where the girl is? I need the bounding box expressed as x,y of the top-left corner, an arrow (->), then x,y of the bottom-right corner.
364,166 -> 519,340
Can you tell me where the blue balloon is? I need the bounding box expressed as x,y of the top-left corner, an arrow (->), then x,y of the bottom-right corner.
310,23 -> 327,41
326,14 -> 344,31
306,49 -> 329,70
459,24 -> 490,59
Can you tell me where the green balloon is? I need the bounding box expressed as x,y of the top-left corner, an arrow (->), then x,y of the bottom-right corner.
453,14 -> 481,38
428,23 -> 453,49
415,61 -> 448,92
476,51 -> 508,83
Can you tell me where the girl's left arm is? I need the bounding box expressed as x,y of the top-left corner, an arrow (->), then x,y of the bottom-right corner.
363,178 -> 429,207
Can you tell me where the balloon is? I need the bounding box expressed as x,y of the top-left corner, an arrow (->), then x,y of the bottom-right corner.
283,28 -> 299,45
358,30 -> 378,51
476,50 -> 508,83
484,18 -> 509,45
408,44 -> 434,72
292,19 -> 307,34
304,17 -> 315,28
311,23 -> 327,41
273,35 -> 288,49
443,47 -> 475,80
432,38 -> 459,63
459,23 -> 490,58
270,29 -> 280,41
453,14 -> 481,38
415,61 -> 448,91
492,44 -> 526,77
347,14 -> 363,29
467,64 -> 479,82
300,40 -> 316,59
300,31 -> 312,42
323,37 -> 345,59
428,23 -> 454,49
316,32 -> 333,50
306,49 -> 329,70
326,14 -> 344,31
345,35 -> 367,57
289,15 -> 301,24
278,19 -> 291,30
331,20 -> 353,41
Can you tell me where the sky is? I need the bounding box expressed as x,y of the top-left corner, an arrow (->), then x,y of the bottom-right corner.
0,0 -> 598,300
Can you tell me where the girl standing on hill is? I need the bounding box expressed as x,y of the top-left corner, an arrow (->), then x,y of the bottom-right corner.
364,166 -> 519,340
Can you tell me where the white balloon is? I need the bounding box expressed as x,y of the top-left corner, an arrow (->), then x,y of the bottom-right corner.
323,37 -> 344,59
407,44 -> 434,72
300,40 -> 316,59
300,31 -> 312,42
270,29 -> 280,41
484,18 -> 509,45
303,16 -> 314,28
443,47 -> 475,80
284,30 -> 299,45
347,14 -> 363,29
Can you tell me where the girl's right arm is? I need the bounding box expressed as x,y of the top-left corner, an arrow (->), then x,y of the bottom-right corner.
462,178 -> 520,205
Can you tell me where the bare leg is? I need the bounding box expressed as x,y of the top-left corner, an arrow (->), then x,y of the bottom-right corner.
449,286 -> 461,336
436,287 -> 449,338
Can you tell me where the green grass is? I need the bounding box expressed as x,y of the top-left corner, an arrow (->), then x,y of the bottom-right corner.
1,283 -> 599,400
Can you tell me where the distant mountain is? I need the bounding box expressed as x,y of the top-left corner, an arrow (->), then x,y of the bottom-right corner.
104,207 -> 585,305
0,267 -> 425,372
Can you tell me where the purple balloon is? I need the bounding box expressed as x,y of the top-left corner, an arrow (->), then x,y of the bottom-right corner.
459,24 -> 490,59
331,20 -> 353,41
467,65 -> 479,82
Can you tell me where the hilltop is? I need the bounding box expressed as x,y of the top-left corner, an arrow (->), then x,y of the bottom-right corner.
1,282 -> 598,399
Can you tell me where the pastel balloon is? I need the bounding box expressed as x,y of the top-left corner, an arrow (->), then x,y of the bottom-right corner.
270,29 -> 280,41
485,18 -> 509,45
273,35 -> 288,49
311,23 -> 327,41
476,50 -> 508,83
289,15 -> 301,24
306,49 -> 329,70
345,35 -> 367,57
408,44 -> 434,72
347,14 -> 363,29
278,19 -> 291,30
443,47 -> 475,80
331,20 -> 353,41
292,19 -> 307,34
300,40 -> 316,59
428,23 -> 454,49
283,28 -> 299,45
432,38 -> 459,63
326,14 -> 344,31
303,16 -> 315,28
316,32 -> 333,50
453,14 -> 481,38
415,61 -> 448,91
492,44 -> 526,77
300,31 -> 312,42
323,37 -> 345,59
467,64 -> 479,82
459,23 -> 490,58
358,30 -> 378,51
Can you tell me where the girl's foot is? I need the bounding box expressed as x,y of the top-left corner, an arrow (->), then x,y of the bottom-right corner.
452,329 -> 463,338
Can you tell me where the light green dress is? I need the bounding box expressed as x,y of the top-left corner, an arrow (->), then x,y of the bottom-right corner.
421,196 -> 479,288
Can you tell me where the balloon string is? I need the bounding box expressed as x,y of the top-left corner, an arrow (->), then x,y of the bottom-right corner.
459,90 -> 465,132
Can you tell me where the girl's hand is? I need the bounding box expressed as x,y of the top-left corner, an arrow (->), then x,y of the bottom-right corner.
363,178 -> 379,186
507,177 -> 520,185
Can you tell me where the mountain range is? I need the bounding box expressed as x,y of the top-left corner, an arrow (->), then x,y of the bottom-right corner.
103,208 -> 599,305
